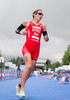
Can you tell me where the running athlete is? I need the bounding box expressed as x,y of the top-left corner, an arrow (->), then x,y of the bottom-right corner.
15,9 -> 49,97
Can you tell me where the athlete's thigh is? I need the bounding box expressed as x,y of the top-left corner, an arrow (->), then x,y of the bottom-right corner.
24,53 -> 32,66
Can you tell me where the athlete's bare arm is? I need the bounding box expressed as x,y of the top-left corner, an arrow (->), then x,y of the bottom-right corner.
22,20 -> 30,29
20,20 -> 30,35
43,24 -> 49,42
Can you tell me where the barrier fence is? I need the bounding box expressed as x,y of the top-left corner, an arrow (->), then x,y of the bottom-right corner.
0,68 -> 22,81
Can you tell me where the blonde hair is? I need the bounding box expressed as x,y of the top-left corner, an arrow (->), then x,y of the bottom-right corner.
32,9 -> 43,18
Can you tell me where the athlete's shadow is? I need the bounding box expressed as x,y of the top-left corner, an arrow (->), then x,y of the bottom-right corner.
19,96 -> 35,100
19,97 -> 29,100
20,97 -> 26,100
20,98 -> 26,100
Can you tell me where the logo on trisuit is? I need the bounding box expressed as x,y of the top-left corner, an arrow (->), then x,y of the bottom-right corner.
35,57 -> 37,60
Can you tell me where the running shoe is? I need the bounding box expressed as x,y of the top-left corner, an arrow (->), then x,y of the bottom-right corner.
19,89 -> 26,97
16,85 -> 20,96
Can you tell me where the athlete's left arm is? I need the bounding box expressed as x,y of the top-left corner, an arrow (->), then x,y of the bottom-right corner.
42,24 -> 49,42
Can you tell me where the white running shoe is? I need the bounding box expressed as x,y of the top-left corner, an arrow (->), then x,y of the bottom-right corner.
19,89 -> 26,97
16,85 -> 20,96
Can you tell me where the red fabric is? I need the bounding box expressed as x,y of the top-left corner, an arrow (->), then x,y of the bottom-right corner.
22,21 -> 43,61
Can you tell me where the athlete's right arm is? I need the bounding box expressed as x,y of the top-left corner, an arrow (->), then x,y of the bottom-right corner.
15,20 -> 30,35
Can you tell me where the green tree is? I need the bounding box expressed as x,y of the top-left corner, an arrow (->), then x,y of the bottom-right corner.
0,50 -> 4,69
0,63 -> 4,69
16,56 -> 22,66
52,62 -> 60,70
46,59 -> 51,70
16,56 -> 20,64
9,56 -> 25,66
62,45 -> 70,65
0,50 -> 2,57
16,59 -> 21,66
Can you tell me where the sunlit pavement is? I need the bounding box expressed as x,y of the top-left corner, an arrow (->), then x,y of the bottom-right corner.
0,76 -> 70,100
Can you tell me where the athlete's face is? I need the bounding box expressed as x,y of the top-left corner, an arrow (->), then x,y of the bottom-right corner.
34,11 -> 43,21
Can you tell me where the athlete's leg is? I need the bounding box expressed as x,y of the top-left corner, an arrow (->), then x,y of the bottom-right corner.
20,53 -> 32,90
20,53 -> 36,90
16,51 -> 38,97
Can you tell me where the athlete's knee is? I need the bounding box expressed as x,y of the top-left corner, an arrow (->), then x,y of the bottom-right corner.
27,64 -> 32,72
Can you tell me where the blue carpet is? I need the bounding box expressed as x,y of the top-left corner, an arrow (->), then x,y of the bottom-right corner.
0,76 -> 70,100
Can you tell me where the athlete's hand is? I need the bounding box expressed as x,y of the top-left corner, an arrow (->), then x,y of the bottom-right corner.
43,35 -> 49,42
20,31 -> 27,35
